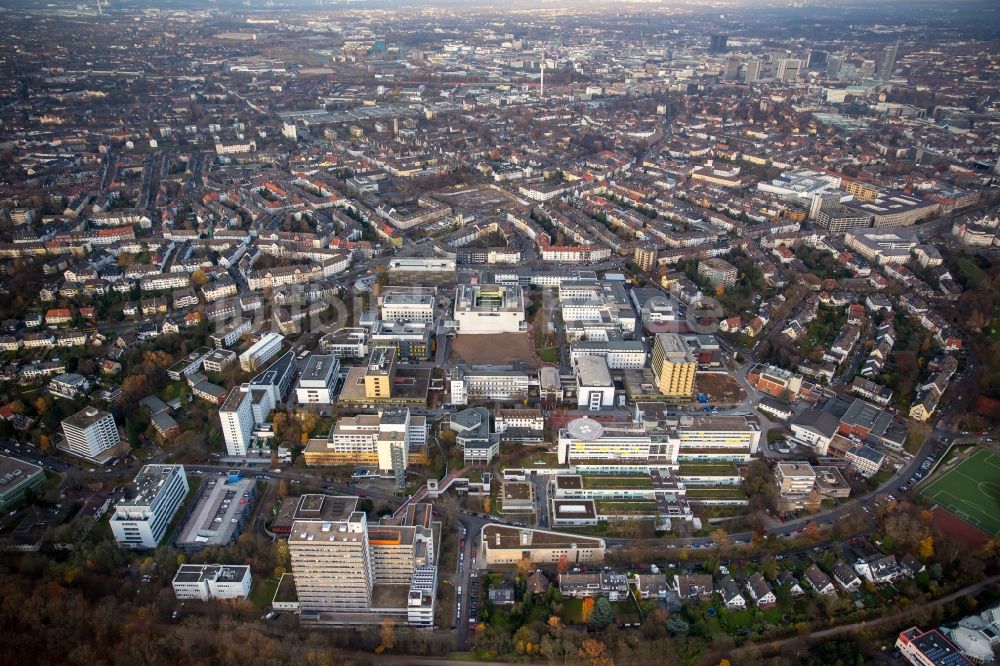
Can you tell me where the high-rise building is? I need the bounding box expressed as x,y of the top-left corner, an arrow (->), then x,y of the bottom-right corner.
826,55 -> 844,78
651,333 -> 696,398
808,50 -> 828,69
61,407 -> 119,460
295,354 -> 340,405
363,347 -> 397,399
859,59 -> 876,80
287,495 -> 437,621
723,57 -> 741,81
633,246 -> 658,272
776,58 -> 802,83
110,464 -> 189,549
876,43 -> 898,80
745,59 -> 762,83
220,387 -> 254,456
709,34 -> 728,54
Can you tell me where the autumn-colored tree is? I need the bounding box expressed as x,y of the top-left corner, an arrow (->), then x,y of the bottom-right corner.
719,660 -> 732,666
483,497 -> 491,513
38,434 -> 51,452
190,269 -> 208,287
556,553 -> 570,574
516,556 -> 533,578
547,615 -> 562,631
120,374 -> 151,406
277,480 -> 289,499
710,528 -> 730,553
919,536 -> 935,560
802,522 -> 822,541
579,638 -> 613,666
374,619 -> 396,654
34,395 -> 50,415
581,597 -> 595,623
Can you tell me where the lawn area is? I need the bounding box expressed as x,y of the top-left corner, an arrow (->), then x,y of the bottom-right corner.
595,500 -> 658,515
685,487 -> 749,499
502,449 -> 558,470
538,347 -> 559,364
582,476 -> 653,490
249,577 -> 280,609
954,257 -> 988,289
920,448 -> 1000,536
678,463 -> 739,476
561,598 -> 585,624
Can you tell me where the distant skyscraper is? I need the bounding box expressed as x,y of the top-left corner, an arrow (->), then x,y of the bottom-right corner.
710,34 -> 728,54
808,50 -> 828,69
723,57 -> 740,81
776,58 -> 802,83
745,59 -> 762,83
826,55 -> 844,78
859,59 -> 876,80
876,43 -> 898,80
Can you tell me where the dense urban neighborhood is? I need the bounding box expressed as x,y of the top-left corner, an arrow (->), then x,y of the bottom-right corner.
0,0 -> 999,665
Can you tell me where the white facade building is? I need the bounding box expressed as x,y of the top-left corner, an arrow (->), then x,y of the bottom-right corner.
220,388 -> 255,456
110,464 -> 189,549
61,407 -> 120,461
453,284 -> 526,334
239,332 -> 284,372
295,355 -> 340,404
172,564 -> 253,600
575,355 -> 615,411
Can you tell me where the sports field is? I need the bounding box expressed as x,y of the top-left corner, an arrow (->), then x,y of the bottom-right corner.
920,448 -> 1000,537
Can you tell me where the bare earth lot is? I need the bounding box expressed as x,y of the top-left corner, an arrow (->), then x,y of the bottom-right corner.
449,333 -> 540,368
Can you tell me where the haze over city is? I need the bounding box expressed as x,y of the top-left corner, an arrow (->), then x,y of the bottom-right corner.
0,0 -> 998,665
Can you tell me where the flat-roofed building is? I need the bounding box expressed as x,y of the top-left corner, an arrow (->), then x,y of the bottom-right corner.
320,327 -> 369,359
61,406 -> 120,461
651,333 -> 696,398
239,332 -> 284,372
380,292 -> 435,323
569,340 -> 646,369
845,444 -> 885,478
450,406 -> 500,465
481,524 -> 605,566
370,321 -> 431,361
110,464 -> 189,549
296,355 -> 340,405
0,455 -> 45,510
304,408 -> 425,471
172,564 -> 252,600
697,258 -> 738,287
220,388 -> 254,457
210,317 -> 251,348
775,462 -> 816,495
449,365 -> 531,405
557,417 -> 677,468
287,495 -> 437,624
454,284 -> 526,334
202,348 -> 237,374
363,347 -> 397,399
575,355 -> 615,411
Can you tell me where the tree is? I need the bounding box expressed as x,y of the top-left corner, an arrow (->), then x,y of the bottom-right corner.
761,555 -> 777,581
483,497 -> 491,513
547,615 -> 562,631
579,638 -> 613,666
277,480 -> 289,499
710,528 -> 730,554
375,619 -> 396,654
190,269 -> 208,287
919,535 -> 935,560
667,614 -> 690,635
38,434 -> 51,452
516,557 -> 533,578
557,553 -> 571,574
802,522 -> 822,541
581,597 -> 595,623
592,596 -> 614,627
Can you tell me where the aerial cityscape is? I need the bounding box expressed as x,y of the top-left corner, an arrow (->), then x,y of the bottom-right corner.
0,0 -> 999,664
